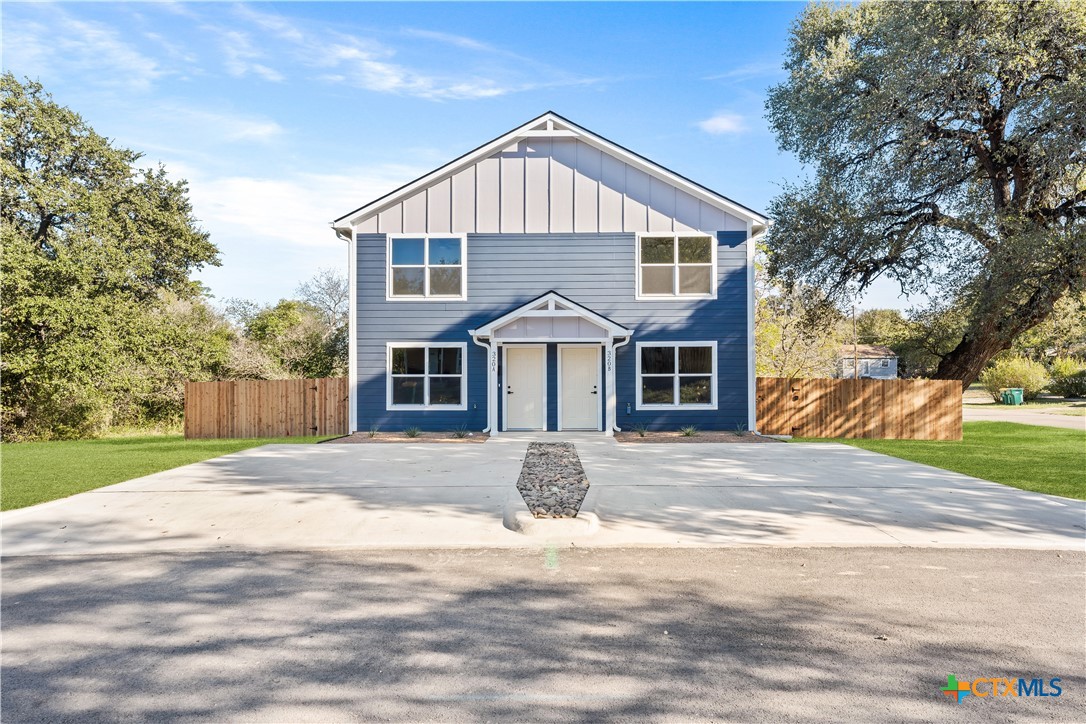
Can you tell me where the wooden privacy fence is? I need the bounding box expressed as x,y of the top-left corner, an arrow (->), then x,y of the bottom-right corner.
184,378 -> 349,439
186,376 -> 960,440
756,377 -> 962,440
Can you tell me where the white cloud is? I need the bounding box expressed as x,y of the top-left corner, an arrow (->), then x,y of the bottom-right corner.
320,40 -> 509,99
705,61 -> 783,83
173,165 -> 427,251
3,10 -> 163,91
173,109 -> 286,142
126,105 -> 286,147
173,166 -> 429,303
226,5 -> 592,101
697,112 -> 748,135
400,28 -> 496,53
210,28 -> 285,82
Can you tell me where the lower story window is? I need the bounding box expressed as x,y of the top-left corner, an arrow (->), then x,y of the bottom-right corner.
637,342 -> 716,408
388,343 -> 466,409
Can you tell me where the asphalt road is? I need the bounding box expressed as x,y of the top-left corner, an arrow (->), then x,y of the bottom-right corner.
3,547 -> 1084,723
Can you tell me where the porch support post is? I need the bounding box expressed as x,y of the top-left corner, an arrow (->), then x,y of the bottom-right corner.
489,343 -> 500,436
604,338 -> 616,436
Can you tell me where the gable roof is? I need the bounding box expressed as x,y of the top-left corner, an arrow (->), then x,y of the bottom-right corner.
839,344 -> 897,359
333,111 -> 767,230
469,291 -> 633,338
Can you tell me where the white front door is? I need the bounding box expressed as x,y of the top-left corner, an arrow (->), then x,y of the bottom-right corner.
504,346 -> 545,430
560,346 -> 600,430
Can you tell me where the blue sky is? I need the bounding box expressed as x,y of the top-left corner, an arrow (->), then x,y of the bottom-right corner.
3,1 -> 909,309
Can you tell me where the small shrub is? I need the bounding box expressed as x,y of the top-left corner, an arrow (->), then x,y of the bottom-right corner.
631,423 -> 648,437
451,425 -> 470,439
1048,357 -> 1086,398
978,356 -> 1050,402
403,426 -> 421,438
367,424 -> 379,438
679,425 -> 699,437
734,421 -> 748,436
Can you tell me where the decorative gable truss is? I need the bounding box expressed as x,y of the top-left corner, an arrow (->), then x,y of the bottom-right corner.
469,291 -> 633,342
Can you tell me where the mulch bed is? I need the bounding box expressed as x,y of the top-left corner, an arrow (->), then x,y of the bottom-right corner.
516,442 -> 590,518
322,432 -> 488,444
615,431 -> 782,444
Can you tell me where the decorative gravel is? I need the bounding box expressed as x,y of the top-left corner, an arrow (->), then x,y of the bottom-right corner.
322,432 -> 487,443
614,431 -> 781,444
516,442 -> 590,518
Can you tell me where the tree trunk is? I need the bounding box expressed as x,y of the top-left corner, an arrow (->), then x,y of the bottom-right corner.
933,334 -> 1013,390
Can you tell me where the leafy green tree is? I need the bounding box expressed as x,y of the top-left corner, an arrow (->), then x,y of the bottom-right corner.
1012,292 -> 1086,360
896,303 -> 970,378
1,74 -> 220,438
756,250 -> 844,378
855,309 -> 910,347
765,1 -> 1086,388
230,297 -> 346,379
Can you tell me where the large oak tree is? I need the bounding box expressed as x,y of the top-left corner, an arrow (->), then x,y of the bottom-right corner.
1,74 -> 222,437
765,0 -> 1085,386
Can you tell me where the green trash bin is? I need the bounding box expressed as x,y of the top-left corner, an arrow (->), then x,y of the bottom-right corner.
1001,388 -> 1024,405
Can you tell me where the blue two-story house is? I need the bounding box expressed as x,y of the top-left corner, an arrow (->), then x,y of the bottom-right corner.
332,112 -> 767,436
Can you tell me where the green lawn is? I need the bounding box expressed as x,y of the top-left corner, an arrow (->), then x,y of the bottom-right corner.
795,422 -> 1086,500
0,435 -> 333,510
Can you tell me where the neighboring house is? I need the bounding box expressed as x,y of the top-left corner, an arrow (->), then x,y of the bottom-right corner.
838,344 -> 899,379
331,112 -> 768,435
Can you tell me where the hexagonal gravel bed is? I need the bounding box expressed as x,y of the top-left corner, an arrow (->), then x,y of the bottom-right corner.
516,442 -> 589,518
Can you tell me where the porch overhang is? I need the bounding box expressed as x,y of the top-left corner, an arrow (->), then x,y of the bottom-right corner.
468,291 -> 633,342
468,292 -> 634,436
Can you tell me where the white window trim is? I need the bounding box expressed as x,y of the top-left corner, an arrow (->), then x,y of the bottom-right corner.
386,234 -> 468,301
634,233 -> 717,301
635,341 -> 718,410
386,342 -> 468,411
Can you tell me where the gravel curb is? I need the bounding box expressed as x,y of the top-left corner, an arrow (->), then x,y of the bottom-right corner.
503,488 -> 601,538
505,442 -> 603,538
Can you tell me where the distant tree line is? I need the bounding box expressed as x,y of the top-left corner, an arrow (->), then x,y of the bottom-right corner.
755,265 -> 1086,390
1,74 -> 346,441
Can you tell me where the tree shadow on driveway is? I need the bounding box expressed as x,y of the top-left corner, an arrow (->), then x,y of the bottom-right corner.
3,548 -> 1083,722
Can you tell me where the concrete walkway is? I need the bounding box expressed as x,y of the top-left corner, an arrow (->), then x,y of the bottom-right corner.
963,405 -> 1085,430
2,436 -> 1083,555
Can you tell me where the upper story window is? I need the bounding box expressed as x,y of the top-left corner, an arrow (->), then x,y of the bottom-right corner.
387,235 -> 466,300
636,234 -> 715,299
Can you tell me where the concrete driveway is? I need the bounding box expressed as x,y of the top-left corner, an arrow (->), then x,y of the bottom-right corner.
963,405 -> 1086,430
2,436 -> 1083,554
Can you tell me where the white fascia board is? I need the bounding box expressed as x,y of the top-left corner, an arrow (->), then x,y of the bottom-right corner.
470,291 -> 633,338
335,111 -> 767,228
335,112 -> 560,227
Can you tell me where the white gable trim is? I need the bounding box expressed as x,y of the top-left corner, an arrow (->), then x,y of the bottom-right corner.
333,112 -> 767,229
468,292 -> 633,339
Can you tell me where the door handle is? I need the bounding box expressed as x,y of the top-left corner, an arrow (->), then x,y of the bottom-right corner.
507,388 -> 514,394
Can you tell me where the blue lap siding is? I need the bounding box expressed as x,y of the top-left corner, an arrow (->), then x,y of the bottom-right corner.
355,231 -> 749,432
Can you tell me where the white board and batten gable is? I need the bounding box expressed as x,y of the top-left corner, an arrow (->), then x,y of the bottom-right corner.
333,112 -> 768,236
